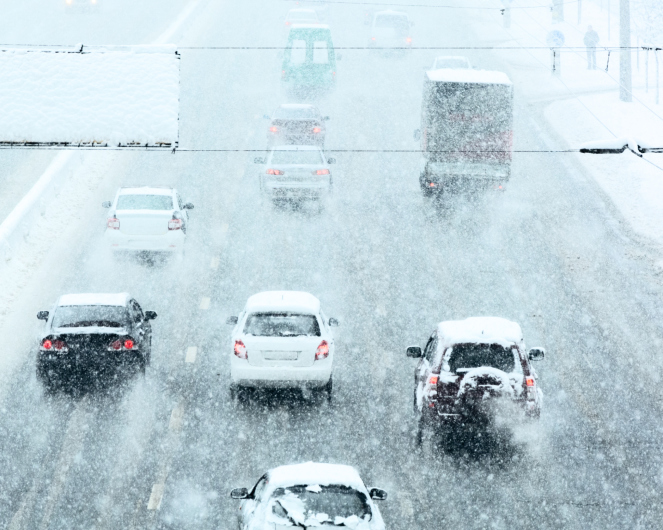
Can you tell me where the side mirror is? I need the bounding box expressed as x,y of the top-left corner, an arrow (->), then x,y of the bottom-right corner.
230,488 -> 249,500
37,311 -> 49,321
327,157 -> 336,164
528,347 -> 545,361
323,116 -> 330,121
406,346 -> 422,358
254,157 -> 266,164
226,316 -> 239,325
413,129 -> 421,141
369,488 -> 387,501
145,311 -> 157,321
328,318 -> 339,327
102,201 -> 112,208
183,203 -> 194,210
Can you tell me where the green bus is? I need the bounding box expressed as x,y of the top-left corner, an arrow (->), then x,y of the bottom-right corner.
282,25 -> 337,93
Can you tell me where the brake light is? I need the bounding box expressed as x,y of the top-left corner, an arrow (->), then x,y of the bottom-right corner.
312,127 -> 321,134
53,340 -> 67,351
526,377 -> 535,387
427,375 -> 439,386
109,338 -> 135,351
269,126 -> 279,133
313,169 -> 330,175
107,217 -> 120,230
371,37 -> 376,41
124,339 -> 134,350
266,169 -> 284,175
110,340 -> 122,350
406,37 -> 412,43
41,339 -> 53,350
315,340 -> 329,360
168,218 -> 182,230
234,340 -> 248,359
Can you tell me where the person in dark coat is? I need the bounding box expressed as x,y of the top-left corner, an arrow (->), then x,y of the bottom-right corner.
584,25 -> 599,69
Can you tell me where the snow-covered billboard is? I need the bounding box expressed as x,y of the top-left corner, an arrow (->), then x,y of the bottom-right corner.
0,45 -> 179,147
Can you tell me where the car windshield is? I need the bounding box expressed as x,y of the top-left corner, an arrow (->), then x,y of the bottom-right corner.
244,313 -> 321,337
274,107 -> 320,120
270,150 -> 324,165
116,194 -> 174,210
268,485 -> 372,526
52,305 -> 130,328
448,343 -> 516,373
374,14 -> 409,31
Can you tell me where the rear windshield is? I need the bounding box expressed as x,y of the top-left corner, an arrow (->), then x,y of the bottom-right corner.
116,194 -> 174,210
244,313 -> 321,337
270,150 -> 324,165
53,305 -> 130,328
274,107 -> 320,120
448,343 -> 516,373
374,14 -> 409,31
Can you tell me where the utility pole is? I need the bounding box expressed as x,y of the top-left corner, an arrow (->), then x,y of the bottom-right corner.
619,0 -> 632,101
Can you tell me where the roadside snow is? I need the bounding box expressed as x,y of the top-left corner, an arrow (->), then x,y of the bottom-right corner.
0,46 -> 179,146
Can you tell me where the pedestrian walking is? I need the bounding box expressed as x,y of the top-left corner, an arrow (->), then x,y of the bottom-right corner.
584,25 -> 599,70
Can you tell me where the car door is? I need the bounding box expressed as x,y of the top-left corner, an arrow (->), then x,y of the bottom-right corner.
415,332 -> 438,410
130,300 -> 149,350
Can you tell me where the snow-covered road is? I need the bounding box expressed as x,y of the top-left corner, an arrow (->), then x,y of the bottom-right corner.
1,1 -> 663,529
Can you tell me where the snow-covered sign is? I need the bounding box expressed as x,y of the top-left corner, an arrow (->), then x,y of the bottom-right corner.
0,45 -> 179,148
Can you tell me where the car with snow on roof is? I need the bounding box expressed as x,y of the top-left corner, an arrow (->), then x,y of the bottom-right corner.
406,317 -> 544,443
226,291 -> 338,401
102,186 -> 193,255
230,462 -> 387,529
254,146 -> 335,203
368,10 -> 413,50
266,104 -> 329,147
36,293 -> 157,390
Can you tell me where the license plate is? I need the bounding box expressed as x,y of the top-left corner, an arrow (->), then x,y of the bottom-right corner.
262,351 -> 298,361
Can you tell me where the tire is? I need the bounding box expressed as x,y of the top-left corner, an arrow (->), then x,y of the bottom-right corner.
324,377 -> 333,403
415,415 -> 425,447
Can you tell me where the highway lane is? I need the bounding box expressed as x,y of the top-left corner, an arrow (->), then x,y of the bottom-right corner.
1,0 -> 663,529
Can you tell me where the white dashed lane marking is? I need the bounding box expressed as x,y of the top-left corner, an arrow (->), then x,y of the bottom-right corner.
200,297 -> 211,310
185,346 -> 197,364
146,483 -> 165,511
169,402 -> 185,432
210,257 -> 220,270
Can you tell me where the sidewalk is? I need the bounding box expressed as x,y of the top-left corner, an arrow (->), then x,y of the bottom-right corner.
464,0 -> 663,257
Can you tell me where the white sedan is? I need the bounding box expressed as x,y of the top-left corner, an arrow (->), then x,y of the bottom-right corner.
230,462 -> 387,530
102,186 -> 193,254
254,146 -> 335,202
226,291 -> 338,400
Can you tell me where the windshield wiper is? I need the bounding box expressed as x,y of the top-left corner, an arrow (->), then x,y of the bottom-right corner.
274,500 -> 307,529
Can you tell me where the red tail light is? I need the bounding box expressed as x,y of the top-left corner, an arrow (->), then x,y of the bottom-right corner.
269,126 -> 279,133
53,340 -> 67,351
427,375 -> 439,386
168,218 -> 182,230
234,340 -> 248,359
313,169 -> 330,175
526,377 -> 535,387
124,339 -> 134,350
371,37 -> 376,41
312,127 -> 322,134
110,340 -> 122,350
109,338 -> 135,351
107,218 -> 120,230
406,37 -> 412,43
315,340 -> 329,360
266,169 -> 284,175
41,339 -> 53,350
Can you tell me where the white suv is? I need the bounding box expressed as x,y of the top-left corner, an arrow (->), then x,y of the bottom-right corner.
226,291 -> 338,400
102,187 -> 193,254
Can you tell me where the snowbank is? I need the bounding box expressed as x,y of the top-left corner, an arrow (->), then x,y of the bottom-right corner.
0,45 -> 179,147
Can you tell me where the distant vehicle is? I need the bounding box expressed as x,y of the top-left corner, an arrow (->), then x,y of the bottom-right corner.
226,291 -> 338,401
369,10 -> 413,49
406,317 -> 544,444
282,24 -> 337,94
295,0 -> 330,22
254,146 -> 335,202
230,462 -> 387,529
415,69 -> 513,197
102,187 -> 193,254
36,293 -> 157,389
430,55 -> 472,69
266,104 -> 329,147
285,8 -> 319,26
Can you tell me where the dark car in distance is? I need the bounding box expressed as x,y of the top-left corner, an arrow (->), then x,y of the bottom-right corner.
267,104 -> 328,147
36,293 -> 156,390
406,317 -> 544,444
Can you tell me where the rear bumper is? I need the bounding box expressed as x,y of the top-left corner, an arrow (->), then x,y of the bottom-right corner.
104,230 -> 185,251
230,357 -> 332,388
37,352 -> 143,384
263,182 -> 331,199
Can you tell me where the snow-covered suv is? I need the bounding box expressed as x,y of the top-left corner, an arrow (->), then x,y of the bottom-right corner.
406,317 -> 544,442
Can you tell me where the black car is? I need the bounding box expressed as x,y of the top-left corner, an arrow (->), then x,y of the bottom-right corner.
36,293 -> 156,389
266,104 -> 328,147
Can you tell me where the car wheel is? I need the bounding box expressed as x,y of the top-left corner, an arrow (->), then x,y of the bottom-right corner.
324,377 -> 333,403
415,415 -> 425,447
413,387 -> 418,414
